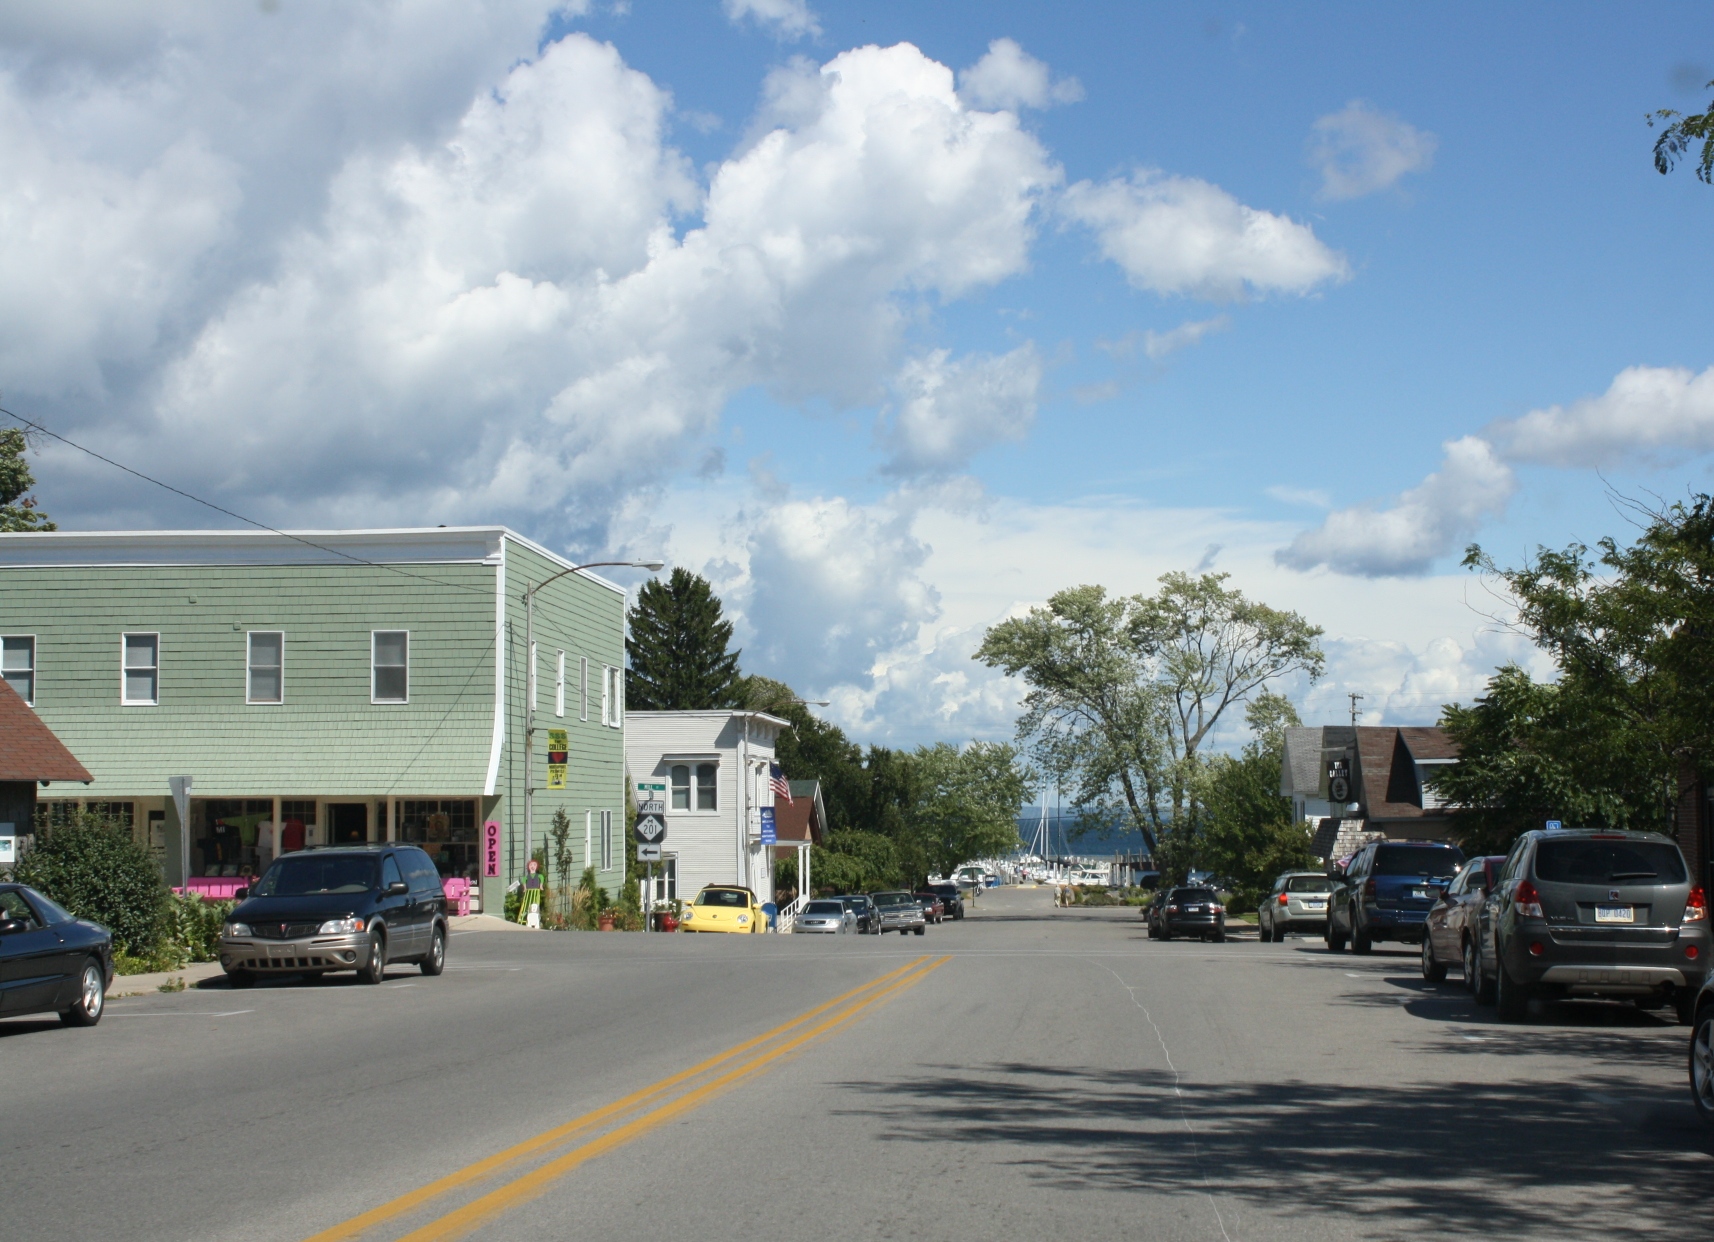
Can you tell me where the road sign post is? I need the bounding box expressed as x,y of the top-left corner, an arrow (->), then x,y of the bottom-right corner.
169,776 -> 193,888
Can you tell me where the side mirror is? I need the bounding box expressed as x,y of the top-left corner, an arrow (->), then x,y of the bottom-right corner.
0,917 -> 26,936
387,880 -> 409,896
235,886 -> 249,900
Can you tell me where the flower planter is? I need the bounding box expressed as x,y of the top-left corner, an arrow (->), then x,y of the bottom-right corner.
597,913 -> 616,931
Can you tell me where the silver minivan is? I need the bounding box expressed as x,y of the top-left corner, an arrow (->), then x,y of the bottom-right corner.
1258,871 -> 1333,941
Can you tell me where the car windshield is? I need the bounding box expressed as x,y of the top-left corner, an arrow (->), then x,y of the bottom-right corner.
803,901 -> 845,916
697,889 -> 749,908
873,892 -> 914,907
1535,839 -> 1687,885
254,856 -> 377,896
1175,888 -> 1218,901
1373,846 -> 1464,877
1285,876 -> 1333,893
26,887 -> 74,923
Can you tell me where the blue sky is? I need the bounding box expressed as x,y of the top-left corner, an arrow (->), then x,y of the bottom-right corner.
2,2 -> 1712,746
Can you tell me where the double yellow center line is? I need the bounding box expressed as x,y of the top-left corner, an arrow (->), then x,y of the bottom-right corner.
304,954 -> 949,1242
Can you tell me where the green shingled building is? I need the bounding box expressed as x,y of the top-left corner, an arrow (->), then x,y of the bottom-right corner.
0,527 -> 628,912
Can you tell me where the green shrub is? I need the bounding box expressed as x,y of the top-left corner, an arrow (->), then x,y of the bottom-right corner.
16,811 -> 168,954
168,894 -> 233,962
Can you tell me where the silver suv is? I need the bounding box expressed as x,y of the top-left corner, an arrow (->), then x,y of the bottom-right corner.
1258,871 -> 1333,941
1472,829 -> 1709,1022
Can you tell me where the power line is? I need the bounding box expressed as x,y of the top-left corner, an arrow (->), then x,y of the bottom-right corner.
1,404 -> 501,597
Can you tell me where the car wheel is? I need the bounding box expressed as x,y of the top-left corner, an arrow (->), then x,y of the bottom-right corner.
1691,1009 -> 1714,1124
1352,924 -> 1372,954
1495,956 -> 1528,1021
420,924 -> 446,976
1212,931 -> 1225,943
1467,937 -> 1496,1005
356,930 -> 387,985
1421,934 -> 1447,982
59,959 -> 106,1027
1326,923 -> 1345,952
915,926 -> 926,936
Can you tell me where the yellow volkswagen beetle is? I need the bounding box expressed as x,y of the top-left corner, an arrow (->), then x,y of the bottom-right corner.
680,885 -> 766,934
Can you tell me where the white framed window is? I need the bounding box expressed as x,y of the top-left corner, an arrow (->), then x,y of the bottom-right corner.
600,665 -> 612,727
529,641 -> 538,712
2,634 -> 35,705
372,631 -> 409,703
601,666 -> 623,728
600,809 -> 613,870
696,762 -> 717,811
247,631 -> 284,704
584,810 -> 593,868
555,650 -> 566,718
670,764 -> 691,810
121,632 -> 159,705
579,656 -> 588,721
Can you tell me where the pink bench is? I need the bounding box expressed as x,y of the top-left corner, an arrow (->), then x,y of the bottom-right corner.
442,877 -> 471,916
172,876 -> 252,901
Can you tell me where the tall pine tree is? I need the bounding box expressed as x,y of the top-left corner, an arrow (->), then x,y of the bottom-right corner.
625,568 -> 742,710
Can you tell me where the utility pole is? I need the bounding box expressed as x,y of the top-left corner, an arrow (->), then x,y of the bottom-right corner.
1348,691 -> 1364,727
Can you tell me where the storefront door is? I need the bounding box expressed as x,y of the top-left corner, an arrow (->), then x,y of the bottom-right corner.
329,803 -> 368,845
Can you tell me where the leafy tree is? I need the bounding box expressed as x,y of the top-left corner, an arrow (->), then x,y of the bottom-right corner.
1652,81 -> 1714,184
16,811 -> 166,954
976,574 -> 1323,855
0,427 -> 56,532
625,568 -> 742,710
910,741 -> 1035,883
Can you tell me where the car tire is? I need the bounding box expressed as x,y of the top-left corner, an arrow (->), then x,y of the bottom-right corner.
420,924 -> 446,976
1212,931 -> 1225,943
1691,1008 -> 1714,1124
1352,924 -> 1372,955
356,930 -> 387,985
1467,937 -> 1496,1005
915,926 -> 926,936
1495,956 -> 1529,1021
1161,926 -> 1173,941
59,958 -> 106,1027
1421,934 -> 1448,983
1327,925 -> 1347,953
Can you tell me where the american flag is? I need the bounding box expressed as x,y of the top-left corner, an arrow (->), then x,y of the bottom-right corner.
770,763 -> 793,803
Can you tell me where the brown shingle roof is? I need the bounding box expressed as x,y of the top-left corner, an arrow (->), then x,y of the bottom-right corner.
0,678 -> 93,783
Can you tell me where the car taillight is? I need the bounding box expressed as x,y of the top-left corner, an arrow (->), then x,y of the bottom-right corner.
1363,878 -> 1376,900
1167,905 -> 1179,913
1514,880 -> 1543,919
1210,904 -> 1224,913
1685,886 -> 1707,923
1278,893 -> 1289,905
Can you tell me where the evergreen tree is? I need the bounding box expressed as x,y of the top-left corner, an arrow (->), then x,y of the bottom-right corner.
0,428 -> 56,532
625,568 -> 742,710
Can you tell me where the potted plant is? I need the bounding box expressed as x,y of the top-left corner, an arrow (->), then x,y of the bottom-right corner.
597,909 -> 617,932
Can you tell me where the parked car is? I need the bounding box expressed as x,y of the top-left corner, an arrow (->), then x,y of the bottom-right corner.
1258,872 -> 1334,941
917,893 -> 945,924
922,883 -> 965,920
834,893 -> 879,934
1421,854 -> 1507,981
1147,886 -> 1226,942
1689,975 -> 1714,1124
1327,840 -> 1465,954
792,899 -> 855,934
1472,829 -> 1709,1022
680,885 -> 767,934
872,891 -> 928,935
221,844 -> 449,984
0,883 -> 112,1026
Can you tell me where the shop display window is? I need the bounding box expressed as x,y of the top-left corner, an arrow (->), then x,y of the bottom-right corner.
398,799 -> 477,878
278,800 -> 316,854
32,801 -> 79,831
196,798 -> 274,877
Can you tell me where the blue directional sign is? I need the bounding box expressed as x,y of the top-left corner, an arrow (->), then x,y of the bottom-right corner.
1545,819 -> 1563,831
759,806 -> 777,845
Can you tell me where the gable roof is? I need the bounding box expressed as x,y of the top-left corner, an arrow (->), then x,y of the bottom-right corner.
773,779 -> 827,846
0,678 -> 93,784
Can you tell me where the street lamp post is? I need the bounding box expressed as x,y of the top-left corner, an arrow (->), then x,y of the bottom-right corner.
522,560 -> 663,871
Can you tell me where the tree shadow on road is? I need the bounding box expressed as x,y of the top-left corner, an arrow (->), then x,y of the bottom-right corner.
829,1059 -> 1711,1237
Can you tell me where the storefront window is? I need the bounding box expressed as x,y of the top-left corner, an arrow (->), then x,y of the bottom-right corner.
279,800 -> 316,854
398,799 -> 477,878
196,799 -> 273,878
32,800 -> 79,831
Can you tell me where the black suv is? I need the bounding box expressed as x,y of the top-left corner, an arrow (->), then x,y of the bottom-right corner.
834,894 -> 879,934
1328,840 -> 1464,953
1473,829 -> 1708,1022
1147,886 -> 1226,942
220,846 -> 449,985
920,883 -> 965,920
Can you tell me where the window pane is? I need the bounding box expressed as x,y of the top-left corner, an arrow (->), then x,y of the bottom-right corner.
374,631 -> 407,666
126,668 -> 157,702
696,763 -> 717,811
373,632 -> 408,701
374,666 -> 407,702
125,633 -> 157,669
2,637 -> 32,704
248,632 -> 283,703
670,765 -> 690,811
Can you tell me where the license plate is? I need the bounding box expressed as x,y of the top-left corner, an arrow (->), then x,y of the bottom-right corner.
1411,888 -> 1430,900
1595,905 -> 1635,924
268,943 -> 298,956
1302,901 -> 1326,911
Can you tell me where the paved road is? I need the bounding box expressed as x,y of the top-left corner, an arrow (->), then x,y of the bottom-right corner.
7,886 -> 1708,1241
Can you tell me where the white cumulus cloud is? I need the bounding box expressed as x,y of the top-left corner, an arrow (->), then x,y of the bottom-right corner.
958,38 -> 1083,111
1275,436 -> 1515,577
1061,171 -> 1349,301
723,0 -> 820,39
879,344 -> 1041,477
1308,100 -> 1438,200
1491,364 -> 1714,468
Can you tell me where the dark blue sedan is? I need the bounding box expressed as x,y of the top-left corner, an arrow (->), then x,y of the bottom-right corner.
1,883 -> 113,1026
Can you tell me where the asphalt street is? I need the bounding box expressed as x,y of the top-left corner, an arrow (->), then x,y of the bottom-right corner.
6,885 -> 1709,1242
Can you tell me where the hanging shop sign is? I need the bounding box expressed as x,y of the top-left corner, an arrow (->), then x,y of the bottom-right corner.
759,806 -> 776,845
483,820 -> 501,878
546,728 -> 568,790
